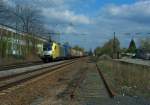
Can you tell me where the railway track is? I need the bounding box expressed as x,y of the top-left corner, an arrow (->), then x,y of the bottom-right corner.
62,59 -> 117,105
95,63 -> 116,98
0,61 -> 43,71
0,58 -> 80,91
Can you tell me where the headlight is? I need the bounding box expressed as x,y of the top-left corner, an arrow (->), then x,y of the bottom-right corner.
43,51 -> 52,56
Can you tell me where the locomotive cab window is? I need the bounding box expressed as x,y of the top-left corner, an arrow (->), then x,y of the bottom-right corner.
43,43 -> 52,51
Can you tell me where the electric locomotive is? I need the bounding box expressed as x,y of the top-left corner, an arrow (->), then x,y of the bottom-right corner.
41,41 -> 84,62
41,42 -> 59,62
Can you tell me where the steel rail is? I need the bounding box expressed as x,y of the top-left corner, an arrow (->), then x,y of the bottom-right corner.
0,61 -> 43,71
96,63 -> 117,98
0,58 -> 80,91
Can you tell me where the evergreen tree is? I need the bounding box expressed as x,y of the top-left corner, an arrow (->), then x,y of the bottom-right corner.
127,39 -> 137,53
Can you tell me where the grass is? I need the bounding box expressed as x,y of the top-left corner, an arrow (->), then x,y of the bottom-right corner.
97,59 -> 150,99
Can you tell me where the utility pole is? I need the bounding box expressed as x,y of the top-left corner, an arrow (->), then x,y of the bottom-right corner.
113,32 -> 116,59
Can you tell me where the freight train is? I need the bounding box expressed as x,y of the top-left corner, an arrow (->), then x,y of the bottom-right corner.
41,42 -> 84,62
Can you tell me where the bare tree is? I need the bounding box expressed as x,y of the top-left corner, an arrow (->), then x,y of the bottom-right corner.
0,0 -> 10,24
0,1 -> 51,58
0,1 -> 43,34
0,0 -> 5,12
10,5 -> 42,33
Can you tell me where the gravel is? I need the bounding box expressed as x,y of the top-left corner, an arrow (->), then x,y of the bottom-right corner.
72,60 -> 150,105
1,58 -> 149,105
82,96 -> 150,105
113,96 -> 150,105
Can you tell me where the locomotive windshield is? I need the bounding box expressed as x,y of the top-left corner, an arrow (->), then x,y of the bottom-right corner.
43,43 -> 52,51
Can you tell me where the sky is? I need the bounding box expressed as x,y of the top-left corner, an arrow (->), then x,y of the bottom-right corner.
5,0 -> 150,50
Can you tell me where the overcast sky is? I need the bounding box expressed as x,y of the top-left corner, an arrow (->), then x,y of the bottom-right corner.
5,0 -> 150,50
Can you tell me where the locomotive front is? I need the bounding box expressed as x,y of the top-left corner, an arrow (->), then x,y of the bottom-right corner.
41,43 -> 53,62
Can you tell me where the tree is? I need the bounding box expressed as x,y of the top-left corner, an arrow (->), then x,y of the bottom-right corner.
94,47 -> 102,56
11,5 -> 43,34
139,38 -> 150,52
0,0 -> 12,24
0,1 -> 53,58
127,39 -> 137,53
73,45 -> 84,52
94,37 -> 120,58
0,0 -> 5,13
0,1 -> 44,35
